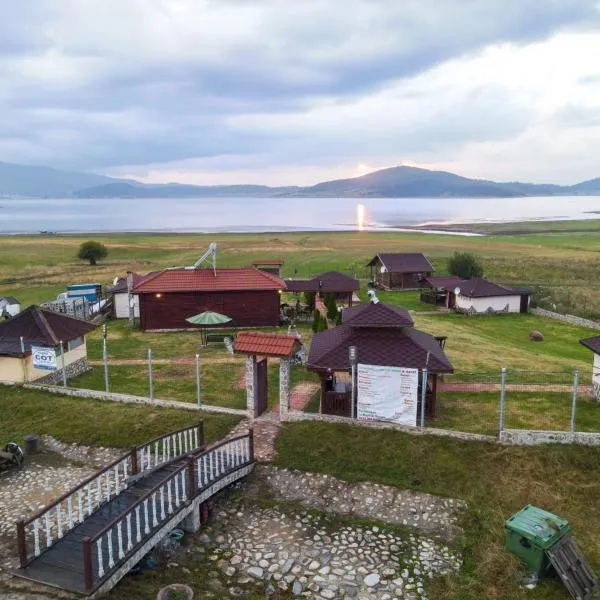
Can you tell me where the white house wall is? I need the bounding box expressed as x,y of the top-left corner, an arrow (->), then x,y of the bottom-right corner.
26,342 -> 88,382
455,294 -> 521,314
114,292 -> 140,319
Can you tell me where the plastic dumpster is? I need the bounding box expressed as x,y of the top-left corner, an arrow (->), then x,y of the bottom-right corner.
505,505 -> 570,576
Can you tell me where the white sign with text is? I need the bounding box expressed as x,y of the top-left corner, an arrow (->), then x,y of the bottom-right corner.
31,346 -> 57,371
357,364 -> 419,425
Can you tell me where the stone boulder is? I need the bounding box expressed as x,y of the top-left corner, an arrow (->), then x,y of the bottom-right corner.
529,330 -> 544,342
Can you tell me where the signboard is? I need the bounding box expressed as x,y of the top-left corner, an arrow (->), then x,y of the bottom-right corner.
31,346 -> 57,371
357,364 -> 419,425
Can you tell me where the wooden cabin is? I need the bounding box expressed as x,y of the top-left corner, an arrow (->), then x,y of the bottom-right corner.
367,253 -> 433,290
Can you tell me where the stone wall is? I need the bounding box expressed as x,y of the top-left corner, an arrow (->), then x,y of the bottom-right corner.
22,382 -> 248,416
531,307 -> 600,330
499,429 -> 600,446
36,357 -> 90,385
282,410 -> 496,443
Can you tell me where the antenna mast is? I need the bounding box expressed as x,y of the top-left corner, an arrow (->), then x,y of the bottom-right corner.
193,243 -> 217,276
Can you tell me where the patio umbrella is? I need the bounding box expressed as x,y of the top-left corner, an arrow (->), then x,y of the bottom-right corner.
185,311 -> 232,346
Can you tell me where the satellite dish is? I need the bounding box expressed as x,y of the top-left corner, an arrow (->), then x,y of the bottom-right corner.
454,287 -> 461,296
113,277 -> 119,286
380,265 -> 387,274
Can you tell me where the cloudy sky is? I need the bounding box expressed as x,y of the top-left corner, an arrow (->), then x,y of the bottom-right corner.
2,0 -> 600,185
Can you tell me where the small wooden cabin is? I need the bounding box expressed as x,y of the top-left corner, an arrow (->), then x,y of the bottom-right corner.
367,253 -> 433,290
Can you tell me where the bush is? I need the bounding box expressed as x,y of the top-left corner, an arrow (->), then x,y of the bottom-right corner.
77,240 -> 108,266
303,291 -> 315,307
318,313 -> 329,331
447,252 -> 483,279
312,309 -> 321,333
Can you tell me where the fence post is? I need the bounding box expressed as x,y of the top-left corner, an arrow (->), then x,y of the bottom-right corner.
195,353 -> 201,406
83,536 -> 93,591
59,340 -> 67,387
248,427 -> 255,461
130,446 -> 139,475
102,334 -> 109,393
16,519 -> 27,568
420,368 -> 428,428
148,348 -> 153,400
186,454 -> 197,496
499,367 -> 507,433
198,419 -> 205,450
571,369 -> 579,434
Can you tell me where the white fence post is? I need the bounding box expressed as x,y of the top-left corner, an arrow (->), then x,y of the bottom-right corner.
570,369 -> 579,434
499,367 -> 507,433
195,353 -> 201,406
102,335 -> 109,393
148,349 -> 154,401
60,340 -> 67,387
420,368 -> 428,428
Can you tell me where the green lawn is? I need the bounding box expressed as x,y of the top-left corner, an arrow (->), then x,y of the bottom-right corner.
275,422 -> 600,600
0,387 -> 241,448
356,288 -> 432,311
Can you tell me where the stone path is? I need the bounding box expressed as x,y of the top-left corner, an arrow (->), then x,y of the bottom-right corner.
246,466 -> 466,540
195,497 -> 462,599
273,381 -> 321,414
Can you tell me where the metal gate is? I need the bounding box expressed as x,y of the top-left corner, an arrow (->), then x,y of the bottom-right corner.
255,358 -> 268,417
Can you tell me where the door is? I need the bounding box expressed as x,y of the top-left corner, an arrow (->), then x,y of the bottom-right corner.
520,294 -> 529,313
255,358 -> 268,417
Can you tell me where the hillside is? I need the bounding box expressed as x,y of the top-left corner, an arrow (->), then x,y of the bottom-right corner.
2,161 -> 600,198
0,162 -> 130,197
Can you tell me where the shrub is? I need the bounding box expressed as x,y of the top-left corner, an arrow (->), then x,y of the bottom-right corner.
447,251 -> 483,279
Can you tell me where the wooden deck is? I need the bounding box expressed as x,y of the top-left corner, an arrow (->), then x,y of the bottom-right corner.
13,425 -> 254,596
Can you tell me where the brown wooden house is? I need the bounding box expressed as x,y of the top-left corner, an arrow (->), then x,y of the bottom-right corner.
367,253 -> 433,290
284,271 -> 360,306
134,268 -> 285,331
306,300 -> 453,419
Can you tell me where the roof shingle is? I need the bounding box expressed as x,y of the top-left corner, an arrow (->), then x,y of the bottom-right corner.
456,278 -> 515,298
134,268 -> 284,293
0,305 -> 96,357
342,302 -> 414,327
234,332 -> 301,358
580,336 -> 600,355
367,253 -> 433,273
284,271 -> 359,293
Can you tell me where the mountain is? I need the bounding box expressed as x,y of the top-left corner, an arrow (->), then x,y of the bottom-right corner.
1,161 -> 600,198
0,162 -> 131,197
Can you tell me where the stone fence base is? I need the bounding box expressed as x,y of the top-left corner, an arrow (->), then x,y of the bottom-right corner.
531,307 -> 600,330
281,410 -> 496,443
36,357 -> 90,385
499,429 -> 600,446
22,383 -> 249,417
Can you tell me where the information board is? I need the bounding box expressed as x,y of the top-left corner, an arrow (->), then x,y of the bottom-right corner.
31,346 -> 57,371
357,364 -> 419,425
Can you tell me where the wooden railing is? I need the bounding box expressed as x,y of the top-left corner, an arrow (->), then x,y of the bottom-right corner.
135,421 -> 204,474
322,391 -> 352,417
84,432 -> 253,591
16,422 -> 204,568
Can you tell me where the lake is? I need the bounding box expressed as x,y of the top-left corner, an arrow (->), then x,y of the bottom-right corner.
1,195 -> 599,234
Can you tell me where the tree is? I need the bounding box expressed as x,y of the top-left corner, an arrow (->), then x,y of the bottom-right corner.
447,252 -> 483,279
324,293 -> 338,320
77,241 -> 108,266
312,309 -> 321,333
318,312 -> 329,331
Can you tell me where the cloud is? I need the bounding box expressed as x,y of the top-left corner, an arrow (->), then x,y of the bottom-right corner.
0,0 -> 599,182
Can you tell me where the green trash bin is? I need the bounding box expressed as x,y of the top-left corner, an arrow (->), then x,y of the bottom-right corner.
505,505 -> 570,576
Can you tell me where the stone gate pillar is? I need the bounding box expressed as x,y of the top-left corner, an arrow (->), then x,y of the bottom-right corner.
279,358 -> 291,416
246,355 -> 257,418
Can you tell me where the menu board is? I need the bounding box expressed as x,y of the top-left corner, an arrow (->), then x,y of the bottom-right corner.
357,364 -> 419,425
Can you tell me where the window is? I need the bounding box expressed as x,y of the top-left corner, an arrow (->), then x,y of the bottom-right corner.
214,294 -> 224,306
68,337 -> 84,351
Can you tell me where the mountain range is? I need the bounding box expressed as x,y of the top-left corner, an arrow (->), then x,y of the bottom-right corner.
1,161 -> 600,199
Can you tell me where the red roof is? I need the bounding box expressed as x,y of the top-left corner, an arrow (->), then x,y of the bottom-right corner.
234,332 -> 301,358
134,268 -> 284,293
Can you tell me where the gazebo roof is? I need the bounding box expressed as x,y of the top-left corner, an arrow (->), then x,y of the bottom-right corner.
307,301 -> 452,373
342,302 -> 414,327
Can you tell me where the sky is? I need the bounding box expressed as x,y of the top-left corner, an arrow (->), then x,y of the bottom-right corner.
2,0 -> 600,186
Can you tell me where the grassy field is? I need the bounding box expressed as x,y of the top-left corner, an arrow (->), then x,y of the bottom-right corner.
3,227 -> 600,317
275,422 -> 600,600
0,387 -> 241,448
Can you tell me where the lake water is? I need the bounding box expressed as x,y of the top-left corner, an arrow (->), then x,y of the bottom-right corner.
0,195 -> 599,234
